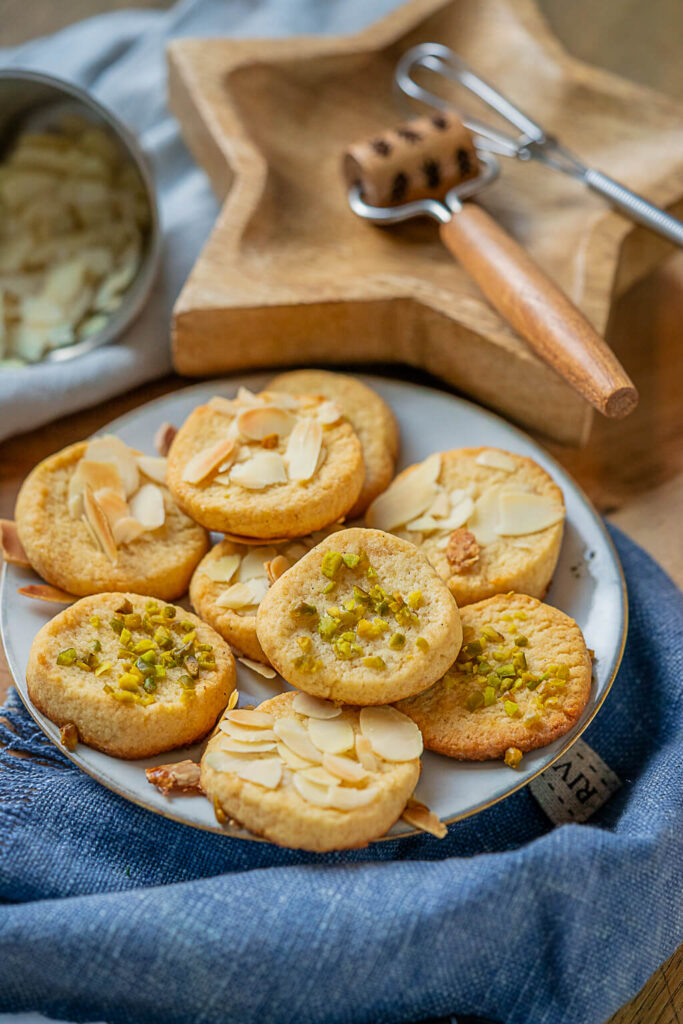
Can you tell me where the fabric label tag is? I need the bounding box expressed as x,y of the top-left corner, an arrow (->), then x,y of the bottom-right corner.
529,739 -> 621,824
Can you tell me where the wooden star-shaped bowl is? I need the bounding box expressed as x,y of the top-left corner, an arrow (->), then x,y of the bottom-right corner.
168,0 -> 683,443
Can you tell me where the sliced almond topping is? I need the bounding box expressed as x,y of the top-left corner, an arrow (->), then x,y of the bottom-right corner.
365,453 -> 441,531
154,421 -> 177,457
265,554 -> 291,584
218,720 -> 277,744
182,438 -> 236,485
284,418 -> 323,482
326,785 -> 379,811
298,766 -> 340,788
137,455 -> 167,484
428,491 -> 450,518
277,742 -> 314,771
273,718 -> 323,764
307,717 -> 354,755
315,400 -> 343,425
202,554 -> 240,583
497,492 -> 565,536
467,486 -> 502,546
218,737 -> 277,755
322,752 -> 368,784
236,405 -> 295,441
79,459 -> 125,495
18,583 -> 76,604
285,542 -> 309,562
359,706 -> 423,762
112,516 -> 147,546
237,386 -> 261,406
437,495 -> 475,533
215,578 -> 269,610
84,435 -> 139,496
95,488 -> 129,529
129,483 -> 165,531
404,513 -> 439,533
67,474 -> 84,519
476,449 -> 517,472
230,451 -> 287,490
207,395 -> 241,416
239,547 -> 276,580
292,693 -> 342,720
146,759 -> 202,795
237,657 -> 277,679
204,752 -> 282,789
355,733 -> 379,772
401,798 -> 447,839
226,709 -> 274,728
222,531 -> 291,546
292,772 -> 330,807
227,690 -> 239,711
446,528 -> 480,572
0,520 -> 30,567
83,484 -> 117,563
259,389 -> 302,412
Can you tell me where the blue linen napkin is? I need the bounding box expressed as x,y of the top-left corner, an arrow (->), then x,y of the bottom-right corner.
0,524 -> 681,1024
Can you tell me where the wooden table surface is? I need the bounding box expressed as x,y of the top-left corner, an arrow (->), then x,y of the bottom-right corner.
0,2 -> 681,1022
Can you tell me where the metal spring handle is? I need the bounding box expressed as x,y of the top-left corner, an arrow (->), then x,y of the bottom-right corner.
396,43 -> 683,249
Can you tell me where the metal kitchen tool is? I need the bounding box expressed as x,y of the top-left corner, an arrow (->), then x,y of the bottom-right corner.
344,112 -> 638,419
395,42 -> 683,247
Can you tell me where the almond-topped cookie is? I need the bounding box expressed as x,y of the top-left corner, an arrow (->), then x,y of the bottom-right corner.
26,593 -> 236,759
366,448 -> 565,605
396,593 -> 592,763
189,526 -> 344,663
15,436 -> 209,600
201,691 -> 423,851
267,370 -> 399,517
165,388 -> 365,538
255,527 -> 463,705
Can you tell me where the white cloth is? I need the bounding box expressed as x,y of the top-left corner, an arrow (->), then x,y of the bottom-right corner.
0,0 -> 400,442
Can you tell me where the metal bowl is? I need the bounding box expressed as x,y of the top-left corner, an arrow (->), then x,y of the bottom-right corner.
0,69 -> 161,364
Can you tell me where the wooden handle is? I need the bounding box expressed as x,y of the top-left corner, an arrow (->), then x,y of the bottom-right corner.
440,205 -> 638,418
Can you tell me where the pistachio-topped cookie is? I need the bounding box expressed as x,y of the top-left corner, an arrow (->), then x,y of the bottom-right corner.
166,388 -> 364,538
255,527 -> 462,705
267,370 -> 399,517
26,593 -> 236,758
396,593 -> 591,763
366,448 -> 565,606
201,691 -> 423,850
15,435 -> 209,600
189,526 -> 344,663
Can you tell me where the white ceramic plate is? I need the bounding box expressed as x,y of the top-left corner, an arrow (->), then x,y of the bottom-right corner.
0,374 -> 626,841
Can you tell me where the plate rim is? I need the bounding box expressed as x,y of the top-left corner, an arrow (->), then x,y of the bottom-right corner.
0,373 -> 628,842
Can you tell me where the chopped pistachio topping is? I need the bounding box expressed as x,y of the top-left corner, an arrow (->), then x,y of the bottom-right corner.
362,656 -> 386,670
415,637 -> 429,652
321,551 -> 343,579
466,691 -> 484,711
56,648 -> 78,666
504,701 -> 520,718
504,746 -> 523,768
389,632 -> 406,650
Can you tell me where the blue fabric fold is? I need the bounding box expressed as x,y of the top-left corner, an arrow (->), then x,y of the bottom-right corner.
0,524 -> 681,1024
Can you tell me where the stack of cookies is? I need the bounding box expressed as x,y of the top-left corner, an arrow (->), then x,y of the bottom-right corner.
5,370 -> 593,851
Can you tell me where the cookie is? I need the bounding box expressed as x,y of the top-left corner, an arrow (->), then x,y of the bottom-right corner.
366,447 -> 565,606
396,593 -> 592,762
15,436 -> 209,600
201,691 -> 422,851
189,527 -> 344,663
26,593 -> 236,759
268,370 -> 399,517
255,527 -> 462,705
165,387 -> 364,538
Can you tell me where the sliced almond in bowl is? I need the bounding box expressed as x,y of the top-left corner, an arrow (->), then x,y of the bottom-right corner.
285,418 -> 323,482
307,717 -> 354,754
359,706 -> 423,762
292,693 -> 342,720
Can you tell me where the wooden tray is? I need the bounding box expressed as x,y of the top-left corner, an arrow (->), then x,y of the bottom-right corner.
167,0 -> 683,444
